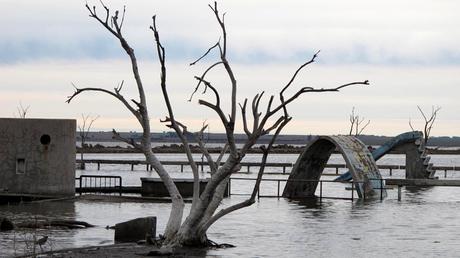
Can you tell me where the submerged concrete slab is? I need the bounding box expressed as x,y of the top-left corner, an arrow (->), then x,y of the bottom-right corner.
141,178 -> 228,198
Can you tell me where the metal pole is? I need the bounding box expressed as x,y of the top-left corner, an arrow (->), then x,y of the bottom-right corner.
351,182 -> 354,201
319,181 -> 323,204
277,180 -> 280,198
380,178 -> 383,201
119,177 -> 122,196
228,179 -> 232,196
79,177 -> 82,196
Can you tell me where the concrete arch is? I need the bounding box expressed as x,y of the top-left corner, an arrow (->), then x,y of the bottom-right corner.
282,135 -> 386,199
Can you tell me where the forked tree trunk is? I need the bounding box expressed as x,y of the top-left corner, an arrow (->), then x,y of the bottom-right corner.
164,156 -> 241,246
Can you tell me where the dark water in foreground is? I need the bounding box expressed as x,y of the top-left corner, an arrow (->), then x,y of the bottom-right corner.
1,153 -> 460,257
2,188 -> 460,257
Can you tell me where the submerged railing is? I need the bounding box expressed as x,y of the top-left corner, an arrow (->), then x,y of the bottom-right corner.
228,177 -> 387,202
76,159 -> 460,178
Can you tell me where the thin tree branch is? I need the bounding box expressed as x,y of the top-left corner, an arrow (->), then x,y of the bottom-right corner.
201,117 -> 291,232
189,61 -> 223,102
190,42 -> 220,66
151,15 -> 201,206
193,123 -> 217,173
239,99 -> 251,137
111,129 -> 142,150
67,84 -> 141,122
215,143 -> 229,172
281,50 -> 320,96
194,76 -> 221,107
357,119 -> 370,136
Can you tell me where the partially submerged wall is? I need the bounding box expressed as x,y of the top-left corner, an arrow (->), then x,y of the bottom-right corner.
0,118 -> 76,196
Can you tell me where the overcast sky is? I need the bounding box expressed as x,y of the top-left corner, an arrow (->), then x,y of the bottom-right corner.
1,0 -> 459,136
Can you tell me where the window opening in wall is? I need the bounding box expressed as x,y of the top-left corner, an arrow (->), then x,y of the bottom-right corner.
16,158 -> 26,174
40,134 -> 51,145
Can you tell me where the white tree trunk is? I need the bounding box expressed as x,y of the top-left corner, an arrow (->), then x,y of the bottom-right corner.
144,149 -> 185,240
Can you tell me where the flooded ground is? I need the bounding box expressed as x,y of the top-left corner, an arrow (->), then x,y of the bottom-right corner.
2,153 -> 460,257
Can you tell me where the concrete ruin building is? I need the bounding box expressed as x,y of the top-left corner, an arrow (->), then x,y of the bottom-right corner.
0,118 -> 76,197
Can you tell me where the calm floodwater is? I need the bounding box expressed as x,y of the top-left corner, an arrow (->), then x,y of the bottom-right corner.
1,153 -> 460,257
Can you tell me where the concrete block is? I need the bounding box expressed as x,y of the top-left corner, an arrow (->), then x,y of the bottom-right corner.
114,216 -> 156,242
0,118 -> 76,196
0,217 -> 14,231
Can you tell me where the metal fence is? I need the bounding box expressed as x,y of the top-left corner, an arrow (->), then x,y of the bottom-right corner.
76,175 -> 123,196
228,177 -> 387,202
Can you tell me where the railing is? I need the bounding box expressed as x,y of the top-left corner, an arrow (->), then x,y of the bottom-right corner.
76,175 -> 123,196
76,159 -> 460,177
228,177 -> 387,202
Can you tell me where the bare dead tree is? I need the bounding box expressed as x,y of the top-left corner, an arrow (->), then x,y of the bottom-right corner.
348,107 -> 370,136
77,114 -> 99,169
67,2 -> 369,247
409,105 -> 441,145
16,102 -> 30,118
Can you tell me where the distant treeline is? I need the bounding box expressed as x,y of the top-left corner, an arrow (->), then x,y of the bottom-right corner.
78,131 -> 460,147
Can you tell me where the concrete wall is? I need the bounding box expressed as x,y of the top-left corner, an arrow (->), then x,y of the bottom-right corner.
0,118 -> 76,196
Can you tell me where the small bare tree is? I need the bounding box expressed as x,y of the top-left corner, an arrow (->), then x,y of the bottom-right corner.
67,2 -> 369,247
409,105 -> 441,145
16,102 -> 30,118
77,114 -> 99,169
348,107 -> 370,136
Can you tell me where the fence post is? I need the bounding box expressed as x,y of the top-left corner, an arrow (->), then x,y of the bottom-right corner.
319,181 -> 323,204
380,178 -> 383,201
351,182 -> 354,201
131,164 -> 134,171
97,163 -> 100,170
389,168 -> 392,176
181,165 -> 184,173
228,179 -> 231,196
119,177 -> 123,196
398,185 -> 402,201
277,180 -> 280,198
79,177 -> 82,196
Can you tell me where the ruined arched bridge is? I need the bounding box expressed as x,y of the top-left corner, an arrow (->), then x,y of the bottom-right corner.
282,135 -> 386,199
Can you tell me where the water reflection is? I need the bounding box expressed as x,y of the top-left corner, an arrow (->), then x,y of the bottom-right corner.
0,200 -> 77,257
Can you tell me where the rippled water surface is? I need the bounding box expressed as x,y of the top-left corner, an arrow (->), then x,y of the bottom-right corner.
1,153 -> 460,257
